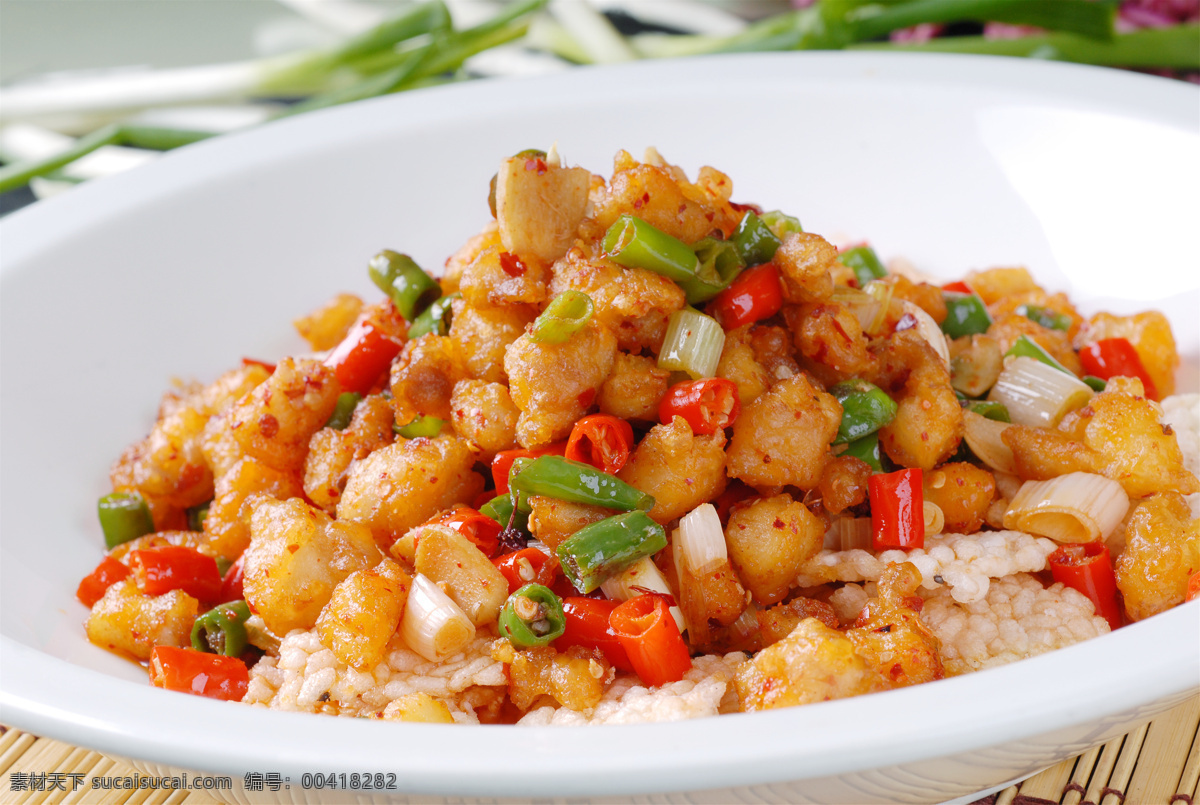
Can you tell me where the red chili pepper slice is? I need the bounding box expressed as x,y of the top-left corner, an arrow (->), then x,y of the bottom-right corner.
608,593 -> 691,686
556,597 -> 634,672
241,357 -> 277,374
490,442 -> 566,494
493,547 -> 560,594
149,646 -> 249,701
709,263 -> 784,330
1079,338 -> 1159,401
941,280 -> 973,294
565,414 -> 636,475
429,506 -> 503,558
219,554 -> 245,603
1048,542 -> 1123,631
323,304 -> 406,395
129,545 -> 223,602
76,556 -> 131,608
659,378 -> 740,436
868,468 -> 925,551
1187,572 -> 1200,603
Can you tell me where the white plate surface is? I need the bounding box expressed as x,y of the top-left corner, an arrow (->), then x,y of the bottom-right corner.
1,53 -> 1198,802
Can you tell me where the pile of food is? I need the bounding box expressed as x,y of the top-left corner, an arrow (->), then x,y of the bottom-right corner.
77,148 -> 1200,725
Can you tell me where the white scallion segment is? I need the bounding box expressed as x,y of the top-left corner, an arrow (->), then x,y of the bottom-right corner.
678,503 -> 727,576
525,539 -> 553,556
729,604 -> 759,641
399,573 -> 475,662
1003,472 -> 1131,544
831,286 -> 882,335
988,356 -> 1093,428
900,300 -> 950,370
962,411 -> 1018,475
924,501 -> 946,537
862,280 -> 895,336
835,517 -> 874,552
600,556 -> 685,632
658,308 -> 725,379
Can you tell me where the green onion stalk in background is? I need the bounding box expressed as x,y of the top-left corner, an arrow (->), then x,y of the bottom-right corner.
1,0 -> 1195,196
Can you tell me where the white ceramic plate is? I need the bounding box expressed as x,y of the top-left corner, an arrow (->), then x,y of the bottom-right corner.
2,53 -> 1197,804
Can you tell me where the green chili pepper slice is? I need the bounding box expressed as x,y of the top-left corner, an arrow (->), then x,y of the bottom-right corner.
395,415 -> 445,439
480,492 -> 530,533
602,215 -> 699,282
326,392 -> 362,431
966,400 -> 1012,423
731,211 -> 783,268
407,292 -> 460,339
1005,334 -> 1074,375
186,501 -> 211,533
942,292 -> 993,339
368,250 -> 441,321
498,583 -> 566,647
510,455 -> 654,512
1082,375 -> 1108,392
679,238 -> 745,304
530,291 -> 594,344
191,600 -> 251,657
839,246 -> 888,288
556,511 -> 667,593
1015,304 -> 1072,332
829,379 -> 899,445
760,210 -> 802,240
841,432 -> 887,473
98,492 -> 155,549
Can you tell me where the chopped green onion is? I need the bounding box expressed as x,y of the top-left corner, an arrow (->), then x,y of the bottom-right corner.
1082,375 -> 1108,393
191,600 -> 251,657
731,212 -> 782,267
839,246 -> 888,288
942,291 -> 993,339
326,392 -> 362,431
530,291 -> 594,343
556,511 -> 667,593
395,415 -> 445,439
186,502 -> 211,533
1005,334 -> 1074,375
368,250 -> 441,321
841,432 -> 887,473
480,492 -> 530,533
761,210 -> 803,240
679,238 -> 744,304
1015,304 -> 1072,332
966,400 -> 1012,423
510,455 -> 654,512
602,215 -> 699,282
498,584 -> 566,647
98,492 -> 155,549
407,292 -> 460,339
829,379 -> 899,444
658,308 -> 725,379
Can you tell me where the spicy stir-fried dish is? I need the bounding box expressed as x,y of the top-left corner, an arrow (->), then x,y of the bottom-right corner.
79,148 -> 1200,724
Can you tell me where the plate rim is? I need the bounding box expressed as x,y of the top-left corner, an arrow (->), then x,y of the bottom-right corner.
2,51 -> 1198,798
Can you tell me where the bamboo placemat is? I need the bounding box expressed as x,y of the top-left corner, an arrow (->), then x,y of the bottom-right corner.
1,695 -> 1197,804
